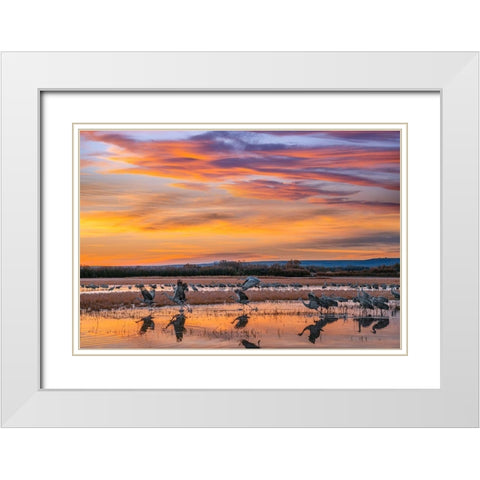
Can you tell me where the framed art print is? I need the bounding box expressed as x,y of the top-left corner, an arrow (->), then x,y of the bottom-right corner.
1,52 -> 478,426
73,123 -> 406,354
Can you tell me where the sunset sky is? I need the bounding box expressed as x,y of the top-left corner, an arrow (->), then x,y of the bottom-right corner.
80,129 -> 400,266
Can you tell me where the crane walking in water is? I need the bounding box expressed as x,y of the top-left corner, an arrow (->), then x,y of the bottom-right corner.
299,292 -> 321,311
138,286 -> 156,306
318,294 -> 338,313
163,279 -> 192,312
232,289 -> 258,311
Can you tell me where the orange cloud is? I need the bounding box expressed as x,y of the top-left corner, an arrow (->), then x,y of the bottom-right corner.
80,130 -> 401,265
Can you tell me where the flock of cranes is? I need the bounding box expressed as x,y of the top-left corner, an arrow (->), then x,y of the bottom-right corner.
82,280 -> 399,292
296,287 -> 399,343
128,276 -> 400,347
136,276 -> 264,345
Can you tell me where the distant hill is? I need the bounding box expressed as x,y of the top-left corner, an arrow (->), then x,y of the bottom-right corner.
251,258 -> 400,269
141,257 -> 400,269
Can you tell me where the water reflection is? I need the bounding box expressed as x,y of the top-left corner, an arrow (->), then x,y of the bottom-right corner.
240,339 -> 261,349
353,315 -> 390,333
297,314 -> 340,344
165,312 -> 187,342
372,318 -> 390,334
136,314 -> 155,334
298,320 -> 325,344
80,300 -> 400,349
232,314 -> 250,329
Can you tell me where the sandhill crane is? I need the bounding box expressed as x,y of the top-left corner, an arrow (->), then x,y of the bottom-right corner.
139,286 -> 156,305
175,279 -> 188,299
232,314 -> 249,329
136,314 -> 155,334
239,339 -> 261,348
165,312 -> 186,341
331,296 -> 348,313
371,296 -> 389,312
318,295 -> 338,311
372,318 -> 390,334
162,279 -> 191,311
299,292 -> 321,311
391,287 -> 400,300
359,297 -> 374,311
241,276 -> 260,291
232,289 -> 257,311
357,288 -> 370,299
354,290 -> 375,313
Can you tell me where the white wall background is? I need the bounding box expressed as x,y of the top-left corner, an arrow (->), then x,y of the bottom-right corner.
1,2 -> 478,480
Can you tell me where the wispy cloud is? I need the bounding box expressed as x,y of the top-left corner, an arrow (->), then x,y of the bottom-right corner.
223,180 -> 359,201
80,129 -> 401,265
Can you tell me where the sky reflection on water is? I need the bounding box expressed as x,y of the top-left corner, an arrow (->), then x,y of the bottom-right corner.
80,300 -> 400,349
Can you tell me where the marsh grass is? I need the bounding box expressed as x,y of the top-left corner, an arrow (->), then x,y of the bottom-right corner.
80,276 -> 400,311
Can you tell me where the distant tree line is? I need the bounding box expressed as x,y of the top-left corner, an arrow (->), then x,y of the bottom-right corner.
80,260 -> 400,278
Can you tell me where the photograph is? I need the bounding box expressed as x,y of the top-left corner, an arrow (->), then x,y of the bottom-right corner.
78,127 -> 402,350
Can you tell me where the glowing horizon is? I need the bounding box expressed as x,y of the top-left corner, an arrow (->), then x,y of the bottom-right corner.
80,129 -> 400,266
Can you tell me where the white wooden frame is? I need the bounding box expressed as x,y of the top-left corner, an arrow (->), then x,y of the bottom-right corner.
1,52 -> 478,426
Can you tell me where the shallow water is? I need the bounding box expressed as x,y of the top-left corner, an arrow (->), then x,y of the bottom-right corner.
80,300 -> 400,350
80,284 -> 396,294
